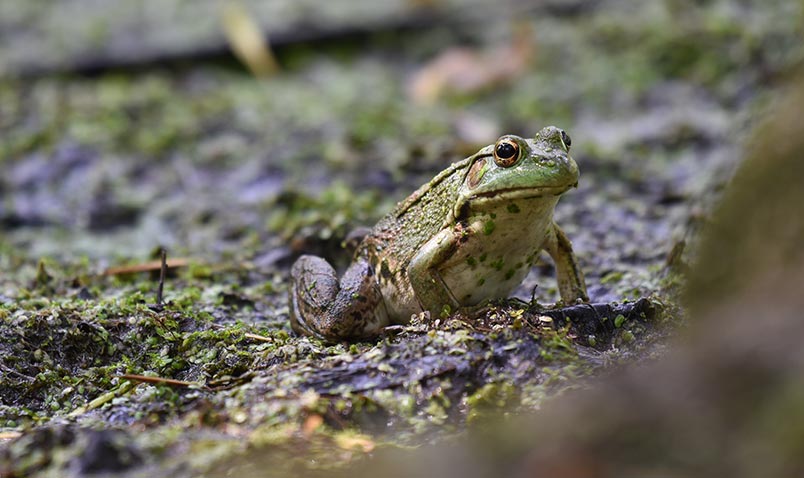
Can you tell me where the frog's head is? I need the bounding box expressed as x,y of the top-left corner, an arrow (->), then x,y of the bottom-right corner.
455,126 -> 579,215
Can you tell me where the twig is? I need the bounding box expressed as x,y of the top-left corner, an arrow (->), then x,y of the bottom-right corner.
244,332 -> 273,342
103,257 -> 189,275
156,249 -> 167,308
0,363 -> 36,382
146,249 -> 169,312
69,380 -> 136,416
0,431 -> 22,440
118,373 -> 205,389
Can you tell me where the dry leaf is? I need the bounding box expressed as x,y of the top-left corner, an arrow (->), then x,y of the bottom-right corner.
453,112 -> 502,147
302,414 -> 324,437
334,432 -> 376,453
0,431 -> 22,441
408,23 -> 534,104
221,1 -> 279,77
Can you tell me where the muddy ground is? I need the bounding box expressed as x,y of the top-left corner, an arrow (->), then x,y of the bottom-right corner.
0,0 -> 801,476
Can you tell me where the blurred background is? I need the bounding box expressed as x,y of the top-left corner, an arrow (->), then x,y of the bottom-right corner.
3,0 -> 798,271
1,0 -> 803,476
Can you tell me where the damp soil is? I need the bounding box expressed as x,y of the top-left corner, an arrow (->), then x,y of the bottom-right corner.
0,0 -> 801,476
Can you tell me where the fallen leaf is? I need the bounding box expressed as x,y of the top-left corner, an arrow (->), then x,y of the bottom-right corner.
221,0 -> 280,77
334,432 -> 376,453
0,431 -> 22,441
408,23 -> 534,104
302,414 -> 324,437
453,112 -> 502,147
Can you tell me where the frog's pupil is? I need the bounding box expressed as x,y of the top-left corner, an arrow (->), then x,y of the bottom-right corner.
496,142 -> 516,159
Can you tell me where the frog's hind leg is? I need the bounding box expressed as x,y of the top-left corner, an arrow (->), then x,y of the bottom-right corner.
289,255 -> 389,342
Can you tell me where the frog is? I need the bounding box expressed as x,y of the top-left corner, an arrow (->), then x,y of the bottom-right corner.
289,126 -> 589,341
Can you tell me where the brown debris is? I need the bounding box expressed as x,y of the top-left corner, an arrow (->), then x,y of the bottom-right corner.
102,258 -> 190,276
221,0 -> 280,77
408,23 -> 534,104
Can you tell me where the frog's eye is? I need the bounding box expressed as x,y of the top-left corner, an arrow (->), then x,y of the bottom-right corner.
560,130 -> 571,150
493,138 -> 520,167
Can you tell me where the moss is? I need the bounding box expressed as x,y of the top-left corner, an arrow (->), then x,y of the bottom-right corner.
600,270 -> 625,285
466,382 -> 520,424
266,182 -> 386,245
490,258 -> 505,271
483,220 -> 496,235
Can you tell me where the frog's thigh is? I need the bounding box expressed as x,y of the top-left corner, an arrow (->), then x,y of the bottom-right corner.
289,255 -> 389,341
407,228 -> 461,316
542,222 -> 589,302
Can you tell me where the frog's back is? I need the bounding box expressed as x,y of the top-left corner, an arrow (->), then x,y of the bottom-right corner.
363,159 -> 468,265
355,159 -> 469,321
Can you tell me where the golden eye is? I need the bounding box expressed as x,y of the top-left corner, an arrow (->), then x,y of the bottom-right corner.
494,138 -> 520,167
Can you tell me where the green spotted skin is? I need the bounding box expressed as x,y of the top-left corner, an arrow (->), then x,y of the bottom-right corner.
289,126 -> 588,341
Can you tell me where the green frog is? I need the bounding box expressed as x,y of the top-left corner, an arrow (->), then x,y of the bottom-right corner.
289,126 -> 588,341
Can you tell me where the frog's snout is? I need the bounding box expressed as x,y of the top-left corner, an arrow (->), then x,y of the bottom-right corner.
536,154 -> 579,187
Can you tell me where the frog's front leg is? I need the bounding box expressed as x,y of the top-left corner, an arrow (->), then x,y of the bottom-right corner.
289,255 -> 389,341
407,227 -> 462,317
542,222 -> 589,303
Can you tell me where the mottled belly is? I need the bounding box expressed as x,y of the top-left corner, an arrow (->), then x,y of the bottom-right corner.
440,205 -> 555,306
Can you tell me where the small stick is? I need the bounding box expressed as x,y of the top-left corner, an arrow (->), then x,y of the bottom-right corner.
103,258 -> 189,276
0,363 -> 36,382
244,332 -> 273,342
156,248 -> 167,309
69,381 -> 136,416
0,431 -> 23,440
118,373 -> 204,389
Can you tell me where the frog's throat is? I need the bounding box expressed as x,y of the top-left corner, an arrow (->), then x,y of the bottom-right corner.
469,184 -> 575,202
450,184 -> 574,222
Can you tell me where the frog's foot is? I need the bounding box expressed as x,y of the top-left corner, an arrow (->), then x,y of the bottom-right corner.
289,255 -> 390,342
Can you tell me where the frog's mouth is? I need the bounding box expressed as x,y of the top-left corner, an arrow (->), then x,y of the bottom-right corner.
470,184 -> 576,201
